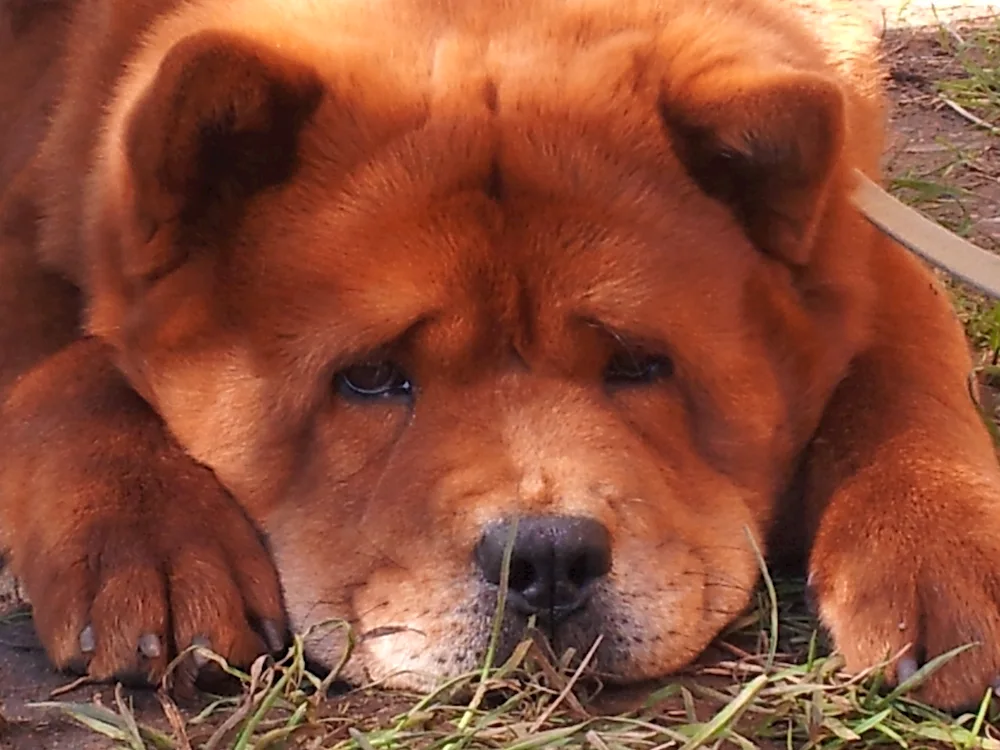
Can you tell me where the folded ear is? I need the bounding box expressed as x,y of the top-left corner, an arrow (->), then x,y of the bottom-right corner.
124,30 -> 324,280
660,69 -> 845,265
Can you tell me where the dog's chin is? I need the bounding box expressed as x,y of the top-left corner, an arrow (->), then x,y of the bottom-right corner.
295,578 -> 721,691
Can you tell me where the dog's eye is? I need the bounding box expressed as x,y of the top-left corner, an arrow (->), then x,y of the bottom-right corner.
336,362 -> 413,399
604,351 -> 672,386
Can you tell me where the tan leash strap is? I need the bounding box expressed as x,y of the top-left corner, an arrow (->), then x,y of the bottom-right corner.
851,170 -> 1000,299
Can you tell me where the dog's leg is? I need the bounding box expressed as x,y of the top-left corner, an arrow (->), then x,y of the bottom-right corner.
0,181 -> 287,688
804,237 -> 1000,709
0,183 -> 80,396
0,337 -> 288,687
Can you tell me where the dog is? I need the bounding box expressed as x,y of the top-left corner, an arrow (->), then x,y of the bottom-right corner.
1,0 -> 999,709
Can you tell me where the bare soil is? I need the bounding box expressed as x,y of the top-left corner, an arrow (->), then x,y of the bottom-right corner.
882,23 -> 1000,251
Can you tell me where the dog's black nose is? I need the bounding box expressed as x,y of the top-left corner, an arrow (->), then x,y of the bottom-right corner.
474,516 -> 612,622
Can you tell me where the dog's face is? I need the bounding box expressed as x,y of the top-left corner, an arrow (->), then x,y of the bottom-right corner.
87,8 -> 872,688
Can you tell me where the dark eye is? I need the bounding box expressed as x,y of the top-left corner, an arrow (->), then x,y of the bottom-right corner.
335,362 -> 413,400
604,350 -> 672,386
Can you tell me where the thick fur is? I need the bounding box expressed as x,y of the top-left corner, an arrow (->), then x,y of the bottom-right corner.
1,0 -> 999,709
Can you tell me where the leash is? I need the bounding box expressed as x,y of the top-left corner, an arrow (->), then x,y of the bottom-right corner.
851,172 -> 1000,441
851,170 -> 1000,299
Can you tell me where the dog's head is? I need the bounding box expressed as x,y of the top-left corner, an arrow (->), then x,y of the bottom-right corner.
85,0 -> 880,687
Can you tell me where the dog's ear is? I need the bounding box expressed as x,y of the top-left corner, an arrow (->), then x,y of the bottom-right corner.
123,30 -> 324,281
661,69 -> 845,265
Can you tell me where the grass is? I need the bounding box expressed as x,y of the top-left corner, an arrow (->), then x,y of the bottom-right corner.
893,13 -> 1000,435
935,17 -> 1000,137
30,579 -> 1000,749
25,536 -> 1000,748
886,14 -> 999,247
11,11 -> 1000,750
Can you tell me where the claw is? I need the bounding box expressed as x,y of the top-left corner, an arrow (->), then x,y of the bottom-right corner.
896,655 -> 919,683
79,625 -> 96,654
803,575 -> 818,616
137,633 -> 162,659
191,635 -> 211,668
261,619 -> 285,653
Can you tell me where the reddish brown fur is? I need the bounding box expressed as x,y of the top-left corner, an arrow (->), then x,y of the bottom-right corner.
0,0 -> 998,709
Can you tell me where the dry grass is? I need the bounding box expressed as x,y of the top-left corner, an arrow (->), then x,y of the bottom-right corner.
31,575 -> 1000,749
31,527 -> 1000,748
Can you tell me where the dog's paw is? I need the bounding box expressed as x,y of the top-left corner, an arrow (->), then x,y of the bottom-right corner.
16,459 -> 286,689
0,340 -> 286,689
809,482 -> 1000,709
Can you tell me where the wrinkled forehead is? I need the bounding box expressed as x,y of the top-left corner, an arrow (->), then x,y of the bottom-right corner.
236,107 -> 759,359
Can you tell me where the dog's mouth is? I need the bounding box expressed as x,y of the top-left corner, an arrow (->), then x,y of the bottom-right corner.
479,586 -> 624,672
347,579 -> 624,678
293,515 -> 632,686
283,496 -> 757,690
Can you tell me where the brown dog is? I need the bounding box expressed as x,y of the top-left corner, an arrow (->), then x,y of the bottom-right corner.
1,0 -> 998,710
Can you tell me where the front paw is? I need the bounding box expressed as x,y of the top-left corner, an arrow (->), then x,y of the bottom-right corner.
0,340 -> 287,689
12,460 -> 287,689
810,485 -> 1000,709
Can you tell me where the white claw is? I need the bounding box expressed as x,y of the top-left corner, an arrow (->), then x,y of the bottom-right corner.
897,656 -> 919,683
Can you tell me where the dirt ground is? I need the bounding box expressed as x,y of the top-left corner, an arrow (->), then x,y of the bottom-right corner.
881,14 -> 1000,254
0,6 -> 998,749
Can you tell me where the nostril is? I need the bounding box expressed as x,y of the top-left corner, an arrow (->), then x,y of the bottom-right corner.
567,548 -> 609,589
508,557 -> 536,593
568,557 -> 587,588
